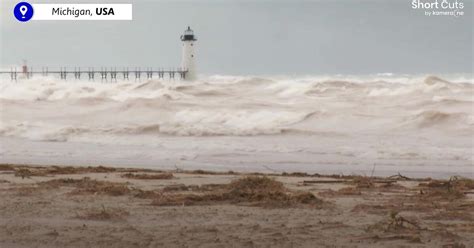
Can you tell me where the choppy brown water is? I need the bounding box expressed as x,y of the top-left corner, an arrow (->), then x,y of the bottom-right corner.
0,74 -> 472,178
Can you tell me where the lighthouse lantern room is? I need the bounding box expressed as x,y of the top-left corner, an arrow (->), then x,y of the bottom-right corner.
181,26 -> 197,81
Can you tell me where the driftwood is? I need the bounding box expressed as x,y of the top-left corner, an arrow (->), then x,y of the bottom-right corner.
387,212 -> 421,231
387,173 -> 411,180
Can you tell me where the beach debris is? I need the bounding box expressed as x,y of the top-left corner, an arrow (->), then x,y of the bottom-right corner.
417,176 -> 473,200
388,173 -> 411,181
365,211 -> 423,243
351,176 -> 375,188
39,177 -> 131,196
163,184 -> 192,192
162,183 -> 222,192
281,172 -> 312,177
152,176 -> 324,208
337,187 -> 362,195
14,168 -> 46,178
386,211 -> 421,231
121,172 -> 174,180
0,164 -> 15,171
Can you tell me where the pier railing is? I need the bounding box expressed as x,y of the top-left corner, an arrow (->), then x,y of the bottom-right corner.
0,67 -> 188,81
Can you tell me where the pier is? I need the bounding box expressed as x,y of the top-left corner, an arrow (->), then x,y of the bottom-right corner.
0,67 -> 188,82
2,27 -> 198,82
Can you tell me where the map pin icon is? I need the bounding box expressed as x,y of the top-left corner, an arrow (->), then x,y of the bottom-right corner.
20,5 -> 28,18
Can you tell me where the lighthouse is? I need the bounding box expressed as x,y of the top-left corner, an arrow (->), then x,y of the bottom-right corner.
181,26 -> 197,80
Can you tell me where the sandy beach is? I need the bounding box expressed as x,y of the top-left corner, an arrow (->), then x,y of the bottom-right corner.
0,164 -> 472,247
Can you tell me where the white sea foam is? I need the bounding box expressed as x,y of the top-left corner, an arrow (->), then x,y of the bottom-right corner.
0,74 -> 472,178
0,74 -> 472,138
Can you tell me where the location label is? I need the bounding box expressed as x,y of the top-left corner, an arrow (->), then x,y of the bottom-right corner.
14,2 -> 34,22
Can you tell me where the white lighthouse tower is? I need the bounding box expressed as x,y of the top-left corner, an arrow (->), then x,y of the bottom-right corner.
181,26 -> 197,81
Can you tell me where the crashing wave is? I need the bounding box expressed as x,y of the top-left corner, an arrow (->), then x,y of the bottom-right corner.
0,74 -> 472,143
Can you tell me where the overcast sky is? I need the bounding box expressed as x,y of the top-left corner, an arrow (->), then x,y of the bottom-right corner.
1,0 -> 472,75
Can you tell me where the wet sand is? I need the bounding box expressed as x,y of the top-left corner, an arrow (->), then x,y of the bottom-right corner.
0,164 -> 473,247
